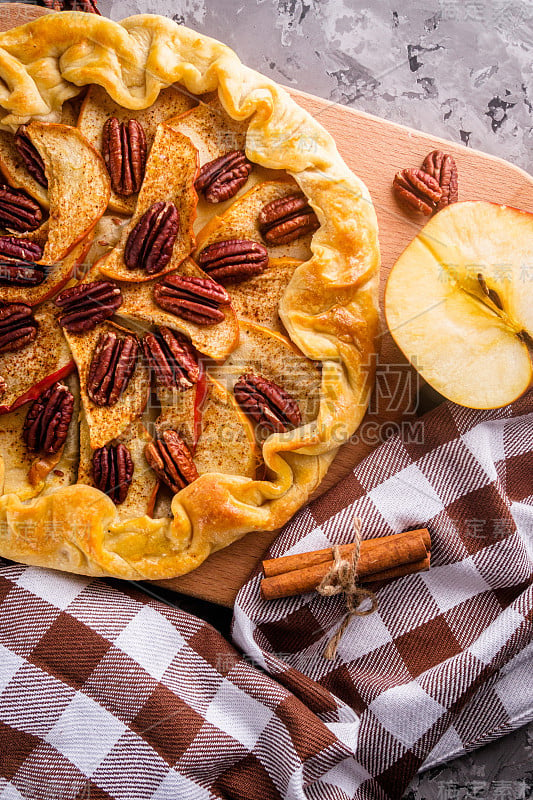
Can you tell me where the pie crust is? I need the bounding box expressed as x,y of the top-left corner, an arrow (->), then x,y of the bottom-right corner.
0,11 -> 380,579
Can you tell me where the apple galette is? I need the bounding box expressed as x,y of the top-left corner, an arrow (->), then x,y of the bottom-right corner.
0,12 -> 380,579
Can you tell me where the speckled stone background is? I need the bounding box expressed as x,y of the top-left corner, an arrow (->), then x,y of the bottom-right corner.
100,0 -> 532,797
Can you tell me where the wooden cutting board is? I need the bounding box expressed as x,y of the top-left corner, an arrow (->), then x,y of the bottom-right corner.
2,4 -> 532,606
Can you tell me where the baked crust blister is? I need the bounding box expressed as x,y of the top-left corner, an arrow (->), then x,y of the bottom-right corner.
0,11 -> 380,580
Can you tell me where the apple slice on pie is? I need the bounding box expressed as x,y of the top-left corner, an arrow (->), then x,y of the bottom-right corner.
156,375 -> 258,480
78,84 -> 196,215
0,300 -> 74,412
97,125 -> 198,282
78,414 -> 159,522
224,256 -> 300,334
23,122 -> 110,262
210,321 -> 322,432
63,320 -> 150,449
0,99 -> 85,210
114,258 -> 240,360
0,237 -> 92,308
0,373 -> 79,500
195,179 -> 317,262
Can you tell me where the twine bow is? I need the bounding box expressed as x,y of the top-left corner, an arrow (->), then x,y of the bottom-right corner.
318,517 -> 378,660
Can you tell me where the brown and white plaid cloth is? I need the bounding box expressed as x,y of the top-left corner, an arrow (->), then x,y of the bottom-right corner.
1,391 -> 532,799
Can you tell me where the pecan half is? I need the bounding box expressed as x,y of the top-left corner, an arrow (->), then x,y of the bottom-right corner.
422,150 -> 459,211
144,429 -> 198,493
93,443 -> 134,504
0,185 -> 43,233
14,126 -> 48,188
0,236 -> 45,286
195,150 -> 252,203
55,280 -> 122,334
393,168 -> 442,215
0,260 -> 47,287
142,327 -> 200,391
234,373 -> 302,434
102,118 -> 147,197
87,330 -> 139,406
196,239 -> 269,283
0,236 -> 43,262
23,382 -> 74,455
154,274 -> 230,325
124,201 -> 179,275
258,193 -> 320,245
0,302 -> 38,353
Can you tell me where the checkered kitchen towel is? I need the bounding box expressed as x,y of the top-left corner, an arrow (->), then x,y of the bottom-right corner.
1,392 -> 532,800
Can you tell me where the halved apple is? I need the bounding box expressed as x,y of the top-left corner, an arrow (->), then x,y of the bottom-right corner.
0,237 -> 92,307
210,320 -> 322,427
63,320 -> 150,450
195,179 -> 314,261
226,257 -> 301,334
0,302 -> 74,413
385,201 -> 533,409
78,413 -> 158,521
0,373 -> 79,500
97,125 -> 198,283
25,122 -> 110,262
156,375 -> 258,479
0,101 -> 86,209
114,258 -> 239,360
78,85 -> 196,214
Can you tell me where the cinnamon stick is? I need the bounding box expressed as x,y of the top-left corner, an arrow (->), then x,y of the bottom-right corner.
262,528 -> 431,577
365,553 -> 430,588
260,529 -> 430,600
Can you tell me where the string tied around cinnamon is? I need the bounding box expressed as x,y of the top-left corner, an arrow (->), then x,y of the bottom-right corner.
318,517 -> 378,660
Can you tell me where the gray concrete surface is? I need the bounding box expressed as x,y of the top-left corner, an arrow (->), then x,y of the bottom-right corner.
99,0 -> 532,796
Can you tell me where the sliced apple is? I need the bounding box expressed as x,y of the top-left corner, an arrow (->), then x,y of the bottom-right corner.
195,179 -> 314,261
167,101 -> 247,171
0,101 -> 86,210
96,125 -> 198,283
114,258 -> 239,360
63,320 -> 150,450
385,201 -> 533,409
0,130 -> 49,210
0,302 -> 74,413
0,236 -> 92,307
0,373 -> 79,500
78,85 -> 196,214
157,375 -> 258,479
24,122 -> 110,262
60,93 -> 86,128
166,101 -> 263,232
78,413 -> 158,522
83,214 -> 130,268
210,321 -> 322,428
226,257 -> 300,334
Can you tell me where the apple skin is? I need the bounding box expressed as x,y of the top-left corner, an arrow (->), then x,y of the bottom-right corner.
0,360 -> 75,415
384,201 -> 533,410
